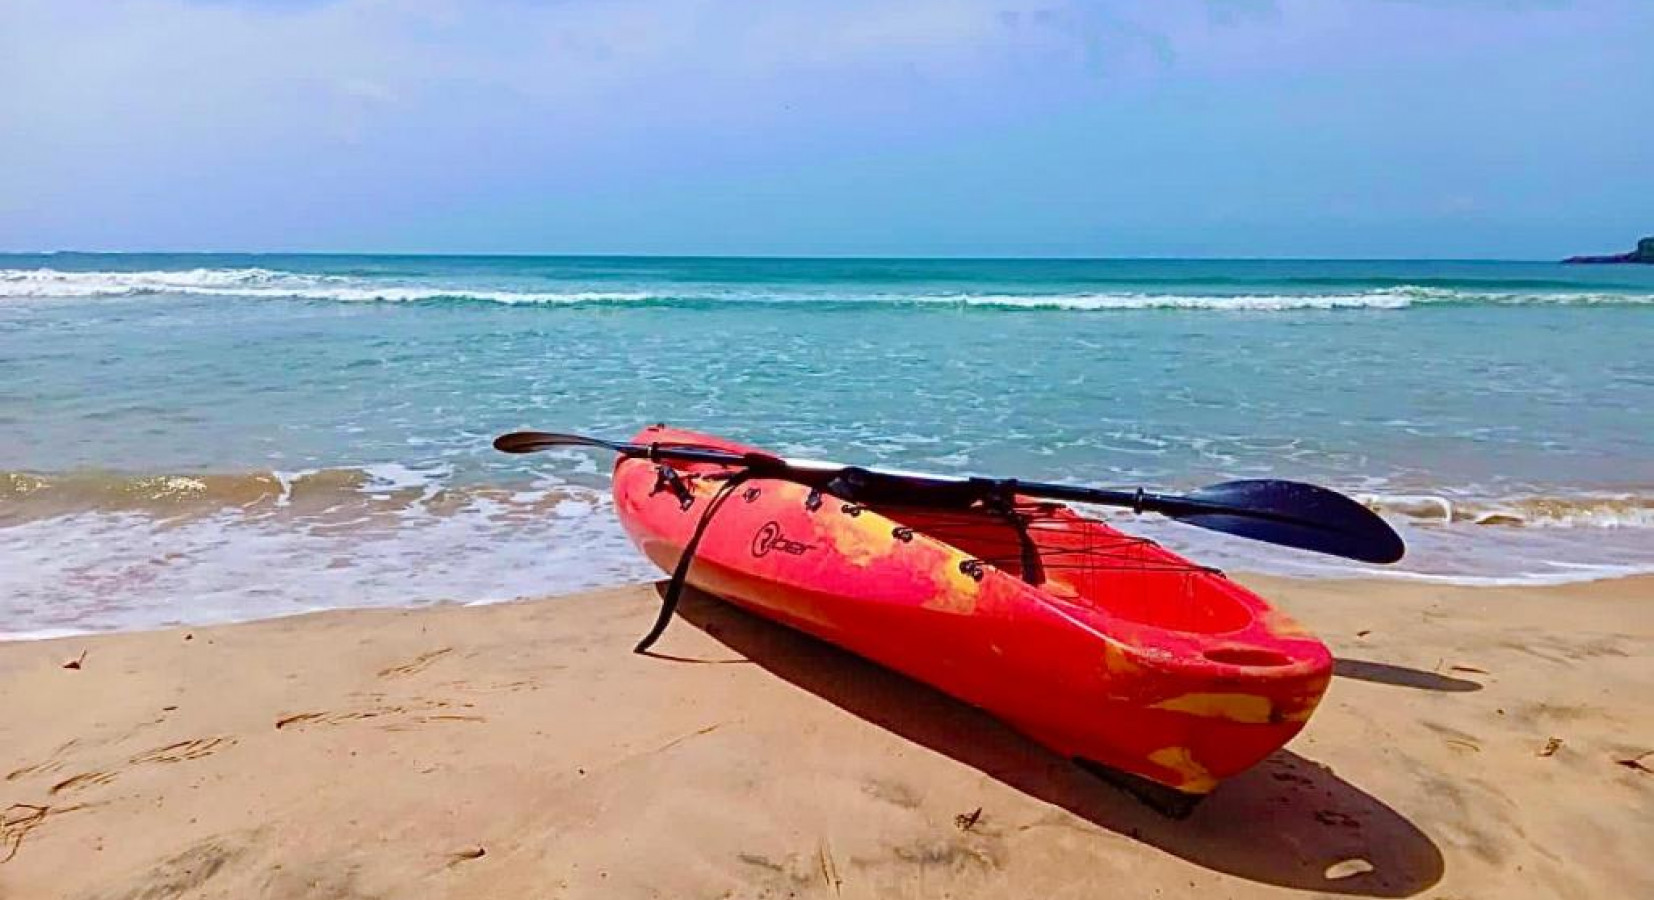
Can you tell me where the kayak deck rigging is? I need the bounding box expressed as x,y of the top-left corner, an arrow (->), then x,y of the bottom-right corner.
875,501 -> 1224,577
652,457 -> 1260,642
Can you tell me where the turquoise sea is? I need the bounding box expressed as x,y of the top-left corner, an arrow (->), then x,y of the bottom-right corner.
3,253 -> 1651,637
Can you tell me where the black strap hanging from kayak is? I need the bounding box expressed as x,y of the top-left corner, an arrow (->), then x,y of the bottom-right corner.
981,489 -> 1045,586
633,469 -> 755,654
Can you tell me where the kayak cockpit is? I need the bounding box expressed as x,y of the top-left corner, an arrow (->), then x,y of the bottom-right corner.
876,500 -> 1264,637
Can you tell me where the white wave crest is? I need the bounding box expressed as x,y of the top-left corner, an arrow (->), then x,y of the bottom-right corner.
1360,492 -> 1654,528
5,267 -> 1654,309
0,267 -> 319,298
929,286 -> 1654,310
929,291 -> 1423,310
0,267 -> 655,304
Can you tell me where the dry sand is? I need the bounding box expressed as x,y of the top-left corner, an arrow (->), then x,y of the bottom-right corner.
1,575 -> 1650,899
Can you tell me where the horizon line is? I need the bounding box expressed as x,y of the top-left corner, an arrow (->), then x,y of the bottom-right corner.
0,249 -> 1573,264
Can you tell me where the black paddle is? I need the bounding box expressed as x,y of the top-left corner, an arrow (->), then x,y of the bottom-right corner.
494,430 -> 1404,564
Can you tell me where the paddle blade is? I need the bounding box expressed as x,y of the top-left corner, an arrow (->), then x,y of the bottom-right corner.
1173,479 -> 1405,564
493,431 -> 629,455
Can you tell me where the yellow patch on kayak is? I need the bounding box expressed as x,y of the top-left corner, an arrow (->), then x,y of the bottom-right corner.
1152,692 -> 1274,724
819,509 -> 896,568
1101,641 -> 1143,677
1147,746 -> 1218,794
1278,701 -> 1319,723
1277,689 -> 1328,723
925,549 -> 982,614
1258,606 -> 1312,638
683,477 -> 719,498
765,481 -> 808,504
814,506 -> 981,612
1041,577 -> 1080,599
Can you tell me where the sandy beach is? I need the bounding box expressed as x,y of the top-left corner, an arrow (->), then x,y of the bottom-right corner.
1,574 -> 1648,899
8,0 -> 1652,896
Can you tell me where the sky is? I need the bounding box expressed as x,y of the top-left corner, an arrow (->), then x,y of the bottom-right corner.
1,0 -> 1650,258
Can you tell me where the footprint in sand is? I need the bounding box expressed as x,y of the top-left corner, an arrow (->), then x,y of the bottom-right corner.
377,647 -> 453,678
45,735 -> 237,795
434,677 -> 540,696
48,769 -> 117,795
2,804 -> 49,863
5,739 -> 80,782
129,736 -> 237,765
275,698 -> 484,731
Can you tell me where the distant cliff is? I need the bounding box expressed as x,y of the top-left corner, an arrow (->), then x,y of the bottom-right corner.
1563,237 -> 1654,264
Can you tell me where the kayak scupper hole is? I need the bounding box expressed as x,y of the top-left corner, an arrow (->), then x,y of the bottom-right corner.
1202,646 -> 1293,668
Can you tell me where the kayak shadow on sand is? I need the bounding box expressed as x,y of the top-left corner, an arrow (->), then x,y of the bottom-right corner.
664,585 -> 1445,898
1333,658 -> 1484,693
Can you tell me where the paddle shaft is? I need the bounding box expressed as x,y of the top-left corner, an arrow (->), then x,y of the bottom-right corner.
492,430 -> 1405,564
504,434 -> 1341,528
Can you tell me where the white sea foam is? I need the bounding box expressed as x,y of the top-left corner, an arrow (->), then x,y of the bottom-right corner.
1358,491 -> 1654,528
910,287 -> 1654,310
0,486 -> 654,641
924,290 -> 1418,310
4,267 -> 1653,309
358,462 -> 449,495
1116,510 -> 1654,588
3,462 -> 1652,639
0,267 -> 316,297
0,267 -> 655,304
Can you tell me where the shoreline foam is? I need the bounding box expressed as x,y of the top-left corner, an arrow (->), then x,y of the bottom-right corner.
9,466 -> 1653,528
6,265 -> 1654,308
4,468 -> 1653,640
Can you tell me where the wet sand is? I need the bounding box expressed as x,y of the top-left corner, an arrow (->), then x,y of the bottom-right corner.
1,575 -> 1650,898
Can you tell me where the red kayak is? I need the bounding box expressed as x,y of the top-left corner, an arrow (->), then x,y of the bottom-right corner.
611,425 -> 1333,812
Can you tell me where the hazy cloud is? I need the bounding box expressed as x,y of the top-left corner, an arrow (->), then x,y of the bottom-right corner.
2,0 -> 1648,254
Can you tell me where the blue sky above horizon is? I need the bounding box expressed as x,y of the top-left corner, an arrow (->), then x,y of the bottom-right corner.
2,0 -> 1650,258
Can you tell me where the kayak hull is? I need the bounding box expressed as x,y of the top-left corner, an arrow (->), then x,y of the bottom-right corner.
613,426 -> 1333,801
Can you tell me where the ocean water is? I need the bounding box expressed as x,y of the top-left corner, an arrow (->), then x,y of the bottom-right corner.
3,253 -> 1651,637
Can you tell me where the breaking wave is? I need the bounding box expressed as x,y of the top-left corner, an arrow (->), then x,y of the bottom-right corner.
0,267 -> 656,305
0,466 -> 584,525
4,466 -> 1652,638
8,467 -> 1653,531
1359,492 -> 1654,529
6,467 -> 1653,532
4,266 -> 1654,310
0,470 -> 643,640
